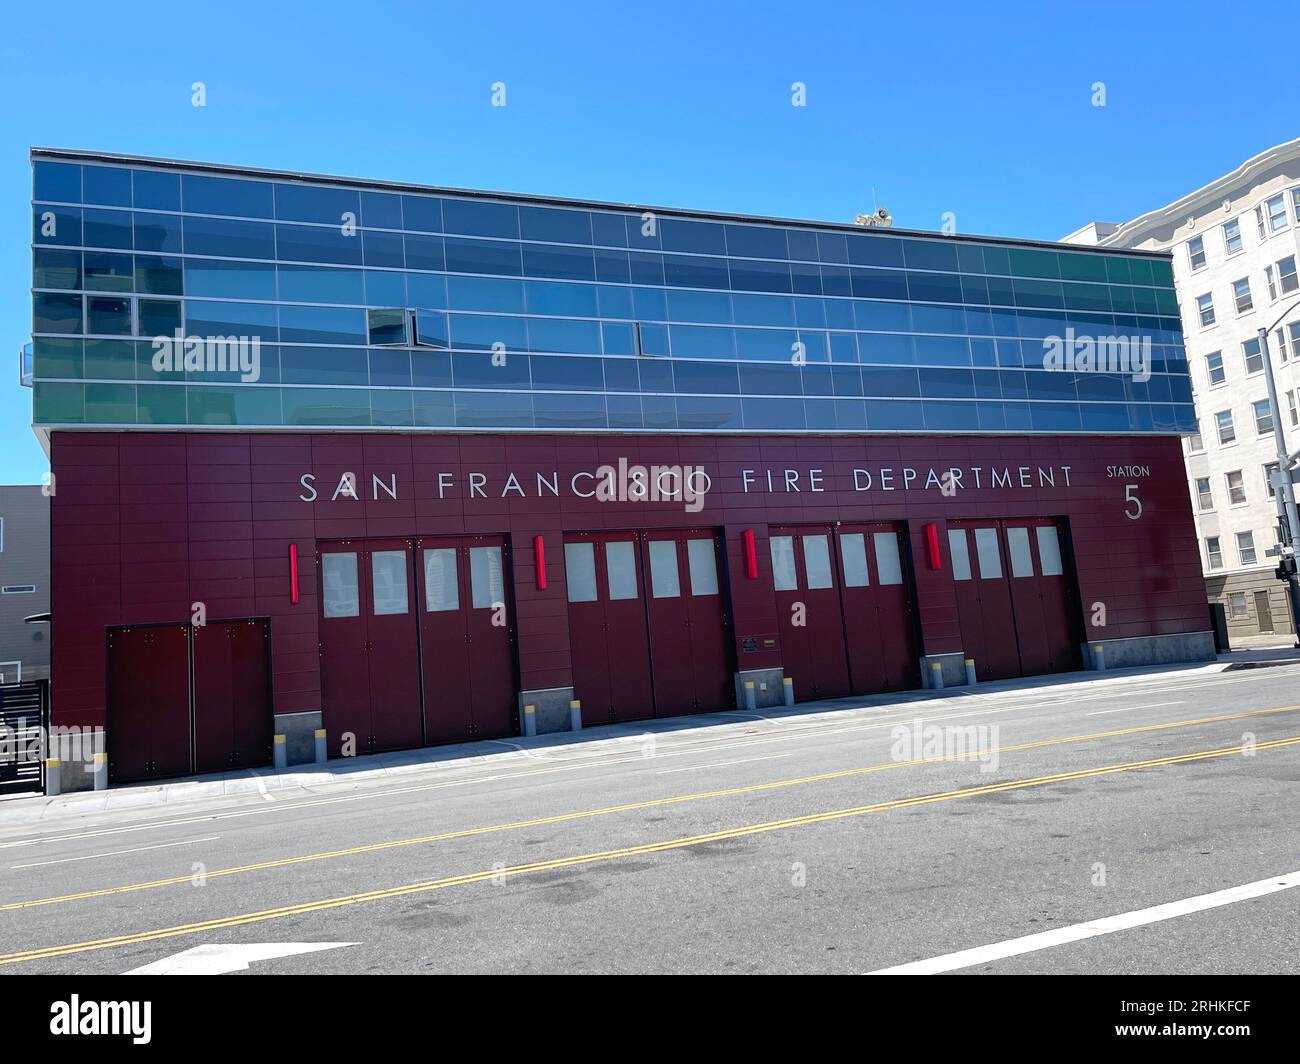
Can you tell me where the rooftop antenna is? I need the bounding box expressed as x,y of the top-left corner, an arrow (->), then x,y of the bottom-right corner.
855,187 -> 892,228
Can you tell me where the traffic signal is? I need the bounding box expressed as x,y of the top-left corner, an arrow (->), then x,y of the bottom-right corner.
1276,555 -> 1298,581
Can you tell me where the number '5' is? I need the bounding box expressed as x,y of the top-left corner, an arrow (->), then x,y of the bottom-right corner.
1124,484 -> 1142,520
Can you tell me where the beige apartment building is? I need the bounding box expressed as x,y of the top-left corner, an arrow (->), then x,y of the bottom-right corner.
1066,138 -> 1300,639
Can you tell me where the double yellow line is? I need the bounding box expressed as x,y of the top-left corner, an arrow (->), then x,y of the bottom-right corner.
3,730 -> 1299,966
3,704 -> 1296,915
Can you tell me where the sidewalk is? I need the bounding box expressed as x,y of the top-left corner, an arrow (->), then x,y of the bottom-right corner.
4,646 -> 1298,826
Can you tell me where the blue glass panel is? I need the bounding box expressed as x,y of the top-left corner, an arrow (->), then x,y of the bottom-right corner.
594,249 -> 631,284
531,355 -> 604,391
365,270 -> 406,306
725,224 -> 788,259
444,237 -> 521,276
184,217 -> 275,259
865,398 -> 922,429
447,276 -> 525,313
862,366 -> 920,397
602,322 -> 636,356
641,395 -> 677,428
730,259 -> 792,294
637,322 -> 669,356
278,265 -> 364,305
628,252 -> 665,286
999,370 -> 1029,399
184,300 -> 278,340
371,389 -> 415,426
369,348 -> 412,387
282,387 -> 371,426
743,397 -> 805,430
638,358 -> 673,392
33,248 -> 81,290
82,252 -> 134,292
403,233 -> 444,272
133,169 -> 181,211
633,288 -> 667,321
83,166 -> 132,207
854,300 -> 911,332
533,392 -> 606,428
452,351 -> 531,388
363,229 -> 406,268
669,289 -> 733,324
527,317 -> 601,354
412,350 -> 453,388
976,401 -> 1007,430
626,214 -> 661,250
182,174 -> 274,218
739,363 -> 800,395
34,161 -> 81,203
401,195 -> 442,233
602,358 -> 639,391
786,229 -> 819,262
591,212 -> 628,248
522,243 -> 595,281
835,398 -> 868,430
136,255 -> 184,296
791,261 -> 822,295
915,336 -> 971,366
801,365 -> 833,396
520,206 -> 592,245
1079,403 -> 1132,431
33,292 -> 82,334
660,218 -> 726,255
677,395 -> 743,429
901,239 -> 959,272
970,338 -> 997,367
829,333 -> 858,363
1003,401 -> 1033,430
829,365 -> 863,396
276,223 -> 362,266
443,199 -> 519,239
85,295 -> 132,335
448,313 -> 527,352
957,245 -> 987,274
820,266 -> 852,297
281,346 -> 369,385
847,235 -> 903,268
793,297 -> 826,328
360,191 -> 402,229
134,213 -> 182,253
798,331 -> 829,362
663,254 -> 728,289
817,232 -> 848,263
734,328 -> 797,361
973,369 -> 1003,399
597,285 -> 633,319
858,333 -> 915,365
906,271 -> 963,304
455,390 -> 534,428
406,273 -> 446,309
84,209 -> 133,250
275,183 -> 359,224
606,394 -> 643,427
923,402 -> 980,431
851,269 -> 907,300
525,280 -> 597,317
673,360 -> 739,393
824,298 -> 854,329
919,368 -> 976,398
278,305 -> 365,345
1030,402 -> 1082,431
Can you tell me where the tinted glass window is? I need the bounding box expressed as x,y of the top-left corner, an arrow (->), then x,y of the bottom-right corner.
133,169 -> 181,211
183,174 -> 274,218
948,529 -> 972,580
469,546 -> 505,609
873,532 -> 903,585
605,540 -> 638,600
803,534 -> 833,589
322,553 -> 360,617
648,540 -> 680,598
442,199 -> 519,238
974,528 -> 1002,579
840,533 -> 869,587
82,166 -> 132,207
1036,526 -> 1064,576
770,535 -> 797,591
275,183 -> 359,224
565,542 -> 597,602
423,548 -> 459,611
34,161 -> 81,203
687,539 -> 718,595
371,551 -> 409,615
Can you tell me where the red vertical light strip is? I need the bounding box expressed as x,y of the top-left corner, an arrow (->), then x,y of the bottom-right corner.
289,543 -> 300,603
742,529 -> 758,579
924,523 -> 942,570
534,535 -> 547,590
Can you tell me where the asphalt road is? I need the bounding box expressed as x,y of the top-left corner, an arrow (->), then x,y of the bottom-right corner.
1,661 -> 1298,974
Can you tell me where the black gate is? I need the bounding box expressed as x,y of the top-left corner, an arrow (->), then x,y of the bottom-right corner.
0,681 -> 47,795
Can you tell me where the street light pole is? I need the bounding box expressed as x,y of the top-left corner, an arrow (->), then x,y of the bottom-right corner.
1256,298 -> 1300,646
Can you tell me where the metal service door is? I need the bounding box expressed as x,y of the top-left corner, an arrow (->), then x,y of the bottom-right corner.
107,624 -> 192,783
1003,520 -> 1080,676
836,525 -> 920,693
362,538 -> 424,752
416,534 -> 517,743
193,619 -> 272,774
564,531 -> 654,724
948,523 -> 1021,681
318,543 -> 373,756
642,530 -> 734,714
770,526 -> 851,702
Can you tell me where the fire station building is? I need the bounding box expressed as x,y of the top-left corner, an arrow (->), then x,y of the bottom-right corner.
26,149 -> 1212,789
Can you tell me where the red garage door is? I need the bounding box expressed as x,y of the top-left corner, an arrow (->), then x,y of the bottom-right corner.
642,530 -> 734,714
193,619 -> 273,774
415,534 -> 517,743
318,539 -> 423,756
837,524 -> 920,694
564,531 -> 655,725
769,526 -> 852,701
948,519 -> 1080,680
107,624 -> 192,783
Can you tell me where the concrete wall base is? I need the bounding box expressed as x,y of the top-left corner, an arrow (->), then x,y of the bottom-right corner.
920,652 -> 967,689
734,667 -> 785,710
51,727 -> 105,793
274,710 -> 322,766
1082,630 -> 1216,670
518,687 -> 576,734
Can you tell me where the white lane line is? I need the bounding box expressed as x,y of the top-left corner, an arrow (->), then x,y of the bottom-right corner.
1085,701 -> 1185,717
125,941 -> 356,975
655,753 -> 792,774
11,836 -> 221,869
868,870 -> 1300,975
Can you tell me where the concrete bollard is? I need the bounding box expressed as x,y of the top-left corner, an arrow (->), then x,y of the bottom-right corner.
964,658 -> 977,686
1092,644 -> 1106,672
45,758 -> 61,797
522,703 -> 537,737
743,681 -> 757,711
569,699 -> 583,732
930,661 -> 945,690
782,677 -> 795,707
314,728 -> 327,764
273,733 -> 287,770
92,751 -> 108,790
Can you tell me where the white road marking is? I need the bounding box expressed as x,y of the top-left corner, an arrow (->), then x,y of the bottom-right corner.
868,870 -> 1300,974
124,941 -> 356,975
1085,701 -> 1185,717
10,836 -> 221,869
656,753 -> 792,774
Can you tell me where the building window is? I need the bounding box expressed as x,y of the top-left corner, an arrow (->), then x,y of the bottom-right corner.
1289,322 -> 1300,360
1265,265 -> 1277,302
1227,591 -> 1248,618
1265,462 -> 1280,498
1289,390 -> 1300,427
1226,469 -> 1247,505
1187,235 -> 1206,271
1206,536 -> 1224,570
1293,187 -> 1300,225
1188,424 -> 1205,452
1223,217 -> 1243,255
1196,293 -> 1216,327
1206,351 -> 1225,385
1233,277 -> 1253,314
1265,194 -> 1289,232
1243,337 -> 1264,375
1278,327 -> 1291,362
1253,398 -> 1274,435
1236,531 -> 1257,566
1277,256 -> 1299,295
1216,408 -> 1236,444
1256,204 -> 1267,239
1195,476 -> 1214,510
367,308 -> 408,346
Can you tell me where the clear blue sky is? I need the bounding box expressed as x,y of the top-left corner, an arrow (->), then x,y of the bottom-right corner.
0,0 -> 1292,484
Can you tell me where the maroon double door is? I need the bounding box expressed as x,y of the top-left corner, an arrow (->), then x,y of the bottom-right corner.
564,529 -> 734,725
770,523 -> 920,702
317,535 -> 516,756
947,518 -> 1081,681
107,620 -> 272,783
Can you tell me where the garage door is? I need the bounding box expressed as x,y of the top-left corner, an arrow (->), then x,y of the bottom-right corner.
318,539 -> 423,756
193,620 -> 273,774
107,624 -> 192,783
837,524 -> 920,693
948,519 -> 1079,680
564,531 -> 655,725
415,534 -> 517,743
769,526 -> 852,701
642,530 -> 734,714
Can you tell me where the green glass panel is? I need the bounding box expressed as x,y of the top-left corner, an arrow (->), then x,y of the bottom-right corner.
371,389 -> 414,426
83,339 -> 136,380
1104,257 -> 1132,284
981,245 -> 1010,276
84,383 -> 135,423
282,387 -> 371,426
1057,252 -> 1108,282
1008,248 -> 1059,280
32,337 -> 83,379
186,385 -> 283,426
33,248 -> 81,289
413,391 -> 455,427
136,384 -> 188,424
33,382 -> 84,423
